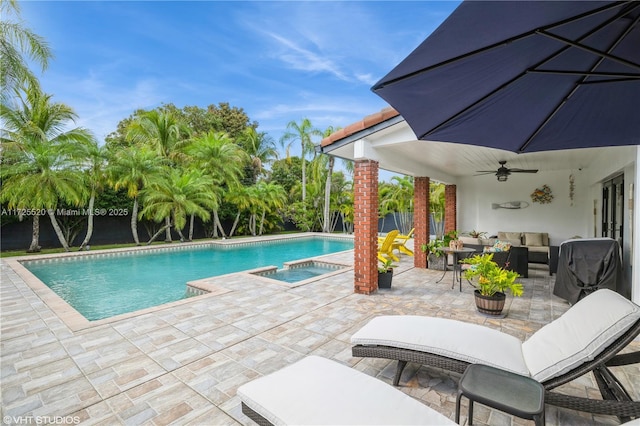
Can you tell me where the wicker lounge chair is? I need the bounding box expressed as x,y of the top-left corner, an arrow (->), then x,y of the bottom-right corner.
351,289 -> 640,421
237,355 -> 456,425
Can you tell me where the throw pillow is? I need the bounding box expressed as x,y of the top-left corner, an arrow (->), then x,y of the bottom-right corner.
524,232 -> 544,246
484,240 -> 512,253
504,232 -> 522,242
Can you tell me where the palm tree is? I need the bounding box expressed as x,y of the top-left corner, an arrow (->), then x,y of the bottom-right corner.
225,185 -> 253,238
321,126 -> 338,233
430,182 -> 446,239
237,127 -> 278,184
106,146 -> 165,245
127,110 -> 190,241
127,110 -> 190,161
1,85 -> 95,251
139,168 -> 218,243
0,0 -> 53,99
280,118 -> 322,202
78,142 -> 107,250
256,182 -> 287,235
185,131 -> 248,238
244,185 -> 266,236
380,176 -> 414,235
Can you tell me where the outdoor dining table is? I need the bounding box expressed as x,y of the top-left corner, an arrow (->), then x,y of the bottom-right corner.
436,247 -> 477,291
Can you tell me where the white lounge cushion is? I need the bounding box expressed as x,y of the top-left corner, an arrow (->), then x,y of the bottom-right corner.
351,316 -> 530,376
522,289 -> 640,382
237,355 -> 455,425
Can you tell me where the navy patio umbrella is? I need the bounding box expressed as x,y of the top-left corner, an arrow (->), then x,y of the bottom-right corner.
373,1 -> 640,153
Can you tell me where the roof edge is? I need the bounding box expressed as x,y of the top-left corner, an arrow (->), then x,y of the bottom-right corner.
320,107 -> 400,148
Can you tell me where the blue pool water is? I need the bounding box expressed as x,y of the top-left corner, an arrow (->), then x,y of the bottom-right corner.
24,237 -> 352,321
266,264 -> 342,283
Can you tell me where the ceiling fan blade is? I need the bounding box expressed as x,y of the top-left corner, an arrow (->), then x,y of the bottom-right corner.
475,170 -> 498,173
473,172 -> 496,176
509,169 -> 538,173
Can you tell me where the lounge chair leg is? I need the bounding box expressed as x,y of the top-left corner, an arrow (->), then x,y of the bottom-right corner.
393,360 -> 407,386
593,365 -> 634,423
594,365 -> 633,402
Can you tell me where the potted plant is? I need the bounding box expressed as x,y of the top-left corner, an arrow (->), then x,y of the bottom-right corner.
462,253 -> 524,316
421,239 -> 446,270
464,230 -> 487,239
378,258 -> 397,289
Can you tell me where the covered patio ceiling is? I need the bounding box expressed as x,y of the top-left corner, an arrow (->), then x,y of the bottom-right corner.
320,108 -> 612,184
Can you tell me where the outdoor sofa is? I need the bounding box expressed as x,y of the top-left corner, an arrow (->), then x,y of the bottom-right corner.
351,289 -> 640,421
461,231 -> 559,275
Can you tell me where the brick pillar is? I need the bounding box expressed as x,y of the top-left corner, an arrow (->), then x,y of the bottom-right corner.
414,177 -> 430,269
444,184 -> 457,235
353,160 -> 379,294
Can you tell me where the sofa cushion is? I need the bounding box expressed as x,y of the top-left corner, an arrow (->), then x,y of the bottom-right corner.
480,238 -> 497,246
351,315 -> 530,376
498,231 -> 523,242
528,246 -> 549,254
524,232 -> 544,246
460,236 -> 482,245
237,355 -> 456,425
522,289 -> 640,382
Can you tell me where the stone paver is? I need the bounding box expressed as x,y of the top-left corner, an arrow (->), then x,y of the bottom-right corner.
1,237 -> 639,425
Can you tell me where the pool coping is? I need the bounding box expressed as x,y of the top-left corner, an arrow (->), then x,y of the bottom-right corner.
241,259 -> 353,289
5,233 -> 354,332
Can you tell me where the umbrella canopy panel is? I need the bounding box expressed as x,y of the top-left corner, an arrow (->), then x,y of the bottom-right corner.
373,1 -> 640,153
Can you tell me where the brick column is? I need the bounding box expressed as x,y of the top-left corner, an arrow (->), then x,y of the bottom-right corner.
353,159 -> 379,294
444,184 -> 457,235
414,177 -> 430,268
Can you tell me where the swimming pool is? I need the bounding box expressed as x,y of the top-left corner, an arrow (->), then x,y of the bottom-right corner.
22,236 -> 353,321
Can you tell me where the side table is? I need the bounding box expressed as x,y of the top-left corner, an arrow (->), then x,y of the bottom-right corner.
456,364 -> 545,426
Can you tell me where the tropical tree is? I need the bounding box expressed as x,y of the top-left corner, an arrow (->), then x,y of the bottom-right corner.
139,168 -> 218,243
430,181 -> 446,239
0,0 -> 53,99
126,110 -> 190,241
280,118 -> 322,202
106,146 -> 165,245
339,191 -> 354,234
380,175 -> 414,235
0,84 -> 95,251
320,126 -> 339,233
206,102 -> 257,139
256,182 -> 287,235
78,142 -> 107,250
244,185 -> 266,236
185,130 -> 248,238
225,185 -> 253,237
127,109 -> 190,163
237,127 -> 278,184
270,156 -> 302,200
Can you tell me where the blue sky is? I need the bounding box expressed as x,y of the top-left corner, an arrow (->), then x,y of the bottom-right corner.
22,1 -> 460,151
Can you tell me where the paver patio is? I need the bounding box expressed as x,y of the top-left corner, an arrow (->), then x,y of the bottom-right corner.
1,237 -> 638,425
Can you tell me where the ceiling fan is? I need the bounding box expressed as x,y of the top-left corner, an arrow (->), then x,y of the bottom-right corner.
476,160 -> 538,182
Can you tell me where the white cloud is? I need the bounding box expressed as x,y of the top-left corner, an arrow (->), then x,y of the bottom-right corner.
264,31 -> 350,82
